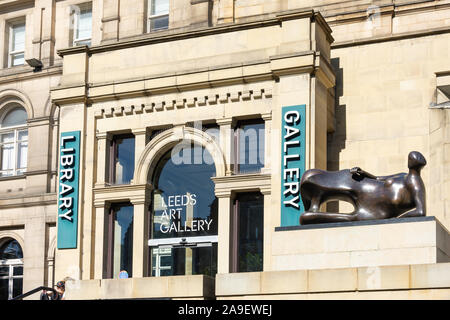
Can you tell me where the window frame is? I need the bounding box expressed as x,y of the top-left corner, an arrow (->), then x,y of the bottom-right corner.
147,0 -> 169,32
0,107 -> 28,177
0,239 -> 23,300
72,2 -> 92,47
231,192 -> 264,273
7,19 -> 26,68
233,119 -> 265,175
105,203 -> 134,279
108,133 -> 135,185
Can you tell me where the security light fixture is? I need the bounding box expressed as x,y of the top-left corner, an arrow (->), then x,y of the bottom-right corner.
25,58 -> 43,72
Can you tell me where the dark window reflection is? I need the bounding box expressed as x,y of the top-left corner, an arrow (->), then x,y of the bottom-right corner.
111,135 -> 135,185
0,279 -> 8,300
236,121 -> 265,174
0,239 -> 23,300
235,192 -> 264,272
0,240 -> 23,260
150,143 -> 218,277
12,278 -> 22,298
108,204 -> 133,278
151,144 -> 218,239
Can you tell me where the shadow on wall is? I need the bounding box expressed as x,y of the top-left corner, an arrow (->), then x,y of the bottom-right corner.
326,57 -> 346,213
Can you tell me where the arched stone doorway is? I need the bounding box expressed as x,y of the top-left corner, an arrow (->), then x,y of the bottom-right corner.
148,143 -> 218,277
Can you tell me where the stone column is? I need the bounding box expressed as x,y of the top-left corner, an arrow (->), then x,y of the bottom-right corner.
101,0 -> 120,43
131,197 -> 150,278
217,192 -> 231,274
93,202 -> 109,279
95,132 -> 111,188
261,112 -> 272,174
261,188 -> 271,272
217,118 -> 234,176
215,0 -> 234,24
33,0 -> 56,66
131,128 -> 147,179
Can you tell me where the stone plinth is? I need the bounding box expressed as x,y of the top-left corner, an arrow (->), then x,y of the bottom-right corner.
271,216 -> 450,271
65,275 -> 215,300
216,263 -> 450,299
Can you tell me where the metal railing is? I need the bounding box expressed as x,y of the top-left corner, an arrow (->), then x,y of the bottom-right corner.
9,286 -> 57,300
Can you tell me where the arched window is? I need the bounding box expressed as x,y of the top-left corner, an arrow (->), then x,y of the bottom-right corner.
0,106 -> 28,177
149,143 -> 218,277
0,239 -> 23,300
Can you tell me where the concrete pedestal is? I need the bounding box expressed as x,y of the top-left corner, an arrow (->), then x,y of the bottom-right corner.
271,216 -> 450,270
216,216 -> 450,300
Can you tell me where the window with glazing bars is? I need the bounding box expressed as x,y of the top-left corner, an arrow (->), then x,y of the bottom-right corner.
148,0 -> 169,32
8,20 -> 25,67
72,2 -> 92,46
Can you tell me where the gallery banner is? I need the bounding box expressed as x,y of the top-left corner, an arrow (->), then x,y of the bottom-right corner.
57,131 -> 81,249
280,105 -> 306,226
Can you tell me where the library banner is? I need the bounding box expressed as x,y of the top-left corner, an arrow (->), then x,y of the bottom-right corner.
57,131 -> 81,249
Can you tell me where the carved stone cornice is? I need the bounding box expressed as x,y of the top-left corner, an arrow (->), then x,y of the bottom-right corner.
93,183 -> 153,208
213,173 -> 271,196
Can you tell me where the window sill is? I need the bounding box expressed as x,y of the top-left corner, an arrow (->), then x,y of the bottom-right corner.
0,174 -> 26,182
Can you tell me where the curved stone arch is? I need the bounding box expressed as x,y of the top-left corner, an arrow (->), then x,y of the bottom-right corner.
0,232 -> 25,258
134,126 -> 226,185
0,89 -> 35,120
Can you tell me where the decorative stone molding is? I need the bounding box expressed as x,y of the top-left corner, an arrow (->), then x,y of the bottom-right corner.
93,184 -> 153,208
92,88 -> 273,119
212,173 -> 272,197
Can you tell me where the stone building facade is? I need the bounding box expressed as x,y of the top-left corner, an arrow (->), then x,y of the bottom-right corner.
0,0 -> 449,300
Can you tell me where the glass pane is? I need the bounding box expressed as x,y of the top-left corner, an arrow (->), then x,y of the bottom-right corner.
237,122 -> 265,174
13,266 -> 23,276
151,0 -> 169,15
112,205 -> 133,278
0,240 -> 23,260
150,16 -> 169,31
12,278 -> 22,298
114,136 -> 135,184
152,144 -> 217,239
237,193 -> 264,272
12,23 -> 25,52
1,133 -> 14,143
2,108 -> 27,127
0,279 -> 8,300
1,144 -> 14,171
0,266 -> 9,277
18,130 -> 28,141
76,7 -> 92,40
17,141 -> 28,170
150,244 -> 217,277
12,54 -> 25,66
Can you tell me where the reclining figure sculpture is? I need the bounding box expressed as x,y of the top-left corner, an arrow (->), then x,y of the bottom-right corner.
299,151 -> 426,225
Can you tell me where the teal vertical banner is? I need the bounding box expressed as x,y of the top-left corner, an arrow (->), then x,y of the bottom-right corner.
57,131 -> 81,249
281,105 -> 306,226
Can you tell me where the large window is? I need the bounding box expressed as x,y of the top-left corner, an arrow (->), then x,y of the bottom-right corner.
150,143 -> 218,277
148,0 -> 169,32
0,239 -> 23,300
0,107 -> 28,177
234,120 -> 265,174
71,2 -> 92,46
109,134 -> 135,185
232,192 -> 264,273
106,203 -> 134,279
8,19 -> 25,67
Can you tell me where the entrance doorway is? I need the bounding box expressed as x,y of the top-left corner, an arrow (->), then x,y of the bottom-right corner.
149,143 -> 218,277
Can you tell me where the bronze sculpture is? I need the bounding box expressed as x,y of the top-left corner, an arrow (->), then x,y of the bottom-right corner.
299,151 -> 426,225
